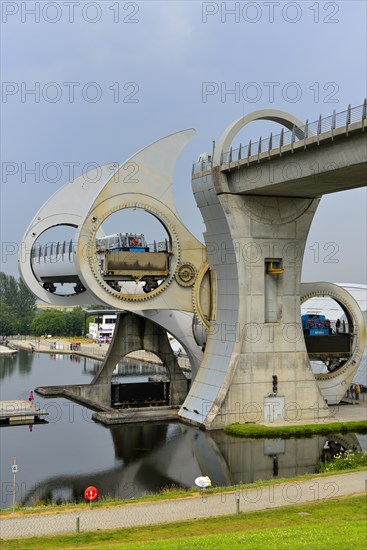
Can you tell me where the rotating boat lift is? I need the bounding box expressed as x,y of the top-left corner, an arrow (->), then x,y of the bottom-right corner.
19,106 -> 366,429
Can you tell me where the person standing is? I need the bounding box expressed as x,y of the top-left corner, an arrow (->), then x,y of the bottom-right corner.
355,384 -> 360,400
28,391 -> 34,408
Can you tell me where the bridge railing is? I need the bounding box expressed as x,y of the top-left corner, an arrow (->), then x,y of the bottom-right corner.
31,240 -> 75,263
192,100 -> 366,173
31,239 -> 171,264
221,100 -> 366,165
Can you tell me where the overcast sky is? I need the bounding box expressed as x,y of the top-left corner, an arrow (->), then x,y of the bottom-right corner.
1,0 -> 366,285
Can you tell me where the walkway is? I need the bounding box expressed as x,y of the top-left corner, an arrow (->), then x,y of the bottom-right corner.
0,471 -> 365,540
8,338 -> 190,370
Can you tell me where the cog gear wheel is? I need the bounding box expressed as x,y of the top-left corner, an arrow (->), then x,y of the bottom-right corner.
176,263 -> 196,287
192,262 -> 211,328
85,202 -> 181,302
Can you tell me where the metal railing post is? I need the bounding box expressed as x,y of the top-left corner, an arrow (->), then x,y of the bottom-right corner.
346,103 -> 351,135
331,110 -> 336,141
317,115 -> 322,145
257,137 -> 262,163
268,132 -> 272,159
304,120 -> 308,149
362,98 -> 366,131
291,125 -> 295,153
279,128 -> 284,156
236,494 -> 240,514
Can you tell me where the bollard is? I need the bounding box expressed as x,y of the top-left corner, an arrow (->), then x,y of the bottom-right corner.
365,476 -> 367,493
76,513 -> 80,533
236,494 -> 240,514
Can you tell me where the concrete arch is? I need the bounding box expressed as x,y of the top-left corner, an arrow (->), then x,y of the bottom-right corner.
213,109 -> 307,165
301,282 -> 366,404
92,312 -> 188,406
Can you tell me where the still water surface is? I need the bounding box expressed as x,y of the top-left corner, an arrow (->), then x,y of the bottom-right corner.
0,350 -> 365,509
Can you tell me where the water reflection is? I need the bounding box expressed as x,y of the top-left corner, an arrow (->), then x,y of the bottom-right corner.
0,351 -> 364,509
19,424 -> 362,507
0,354 -> 18,382
18,351 -> 35,376
0,352 -> 36,382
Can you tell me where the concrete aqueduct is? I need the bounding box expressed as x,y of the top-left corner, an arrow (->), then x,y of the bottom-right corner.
20,101 -> 367,429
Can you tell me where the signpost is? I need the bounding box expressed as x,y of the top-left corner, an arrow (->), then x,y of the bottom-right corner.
11,457 -> 18,514
194,476 -> 211,488
84,485 -> 98,510
195,476 -> 211,502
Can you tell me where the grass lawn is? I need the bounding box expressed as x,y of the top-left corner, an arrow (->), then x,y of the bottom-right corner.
1,495 -> 366,549
224,421 -> 367,438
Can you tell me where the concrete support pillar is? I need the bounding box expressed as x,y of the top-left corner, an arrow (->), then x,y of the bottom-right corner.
92,312 -> 188,406
210,189 -> 329,427
181,168 -> 329,429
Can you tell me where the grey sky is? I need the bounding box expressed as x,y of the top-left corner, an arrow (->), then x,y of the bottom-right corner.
1,0 -> 366,284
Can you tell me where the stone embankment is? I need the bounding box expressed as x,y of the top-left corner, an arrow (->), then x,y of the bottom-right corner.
0,344 -> 17,355
8,337 -> 190,371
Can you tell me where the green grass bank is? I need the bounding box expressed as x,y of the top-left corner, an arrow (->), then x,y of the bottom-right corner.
1,495 -> 366,549
224,420 -> 367,438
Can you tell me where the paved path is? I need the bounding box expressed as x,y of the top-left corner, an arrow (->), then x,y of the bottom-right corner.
0,471 -> 365,540
8,338 -> 190,370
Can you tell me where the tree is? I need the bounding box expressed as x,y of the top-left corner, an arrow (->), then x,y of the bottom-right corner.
31,310 -> 67,336
0,305 -> 19,336
16,279 -> 37,333
0,273 -> 18,307
0,272 -> 36,334
65,307 -> 84,336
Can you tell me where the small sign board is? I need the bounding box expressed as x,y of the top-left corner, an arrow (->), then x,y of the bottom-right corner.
84,486 -> 98,501
11,464 -> 18,474
195,476 -> 211,488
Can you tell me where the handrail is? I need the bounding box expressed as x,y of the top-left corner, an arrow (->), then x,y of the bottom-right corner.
192,100 -> 367,173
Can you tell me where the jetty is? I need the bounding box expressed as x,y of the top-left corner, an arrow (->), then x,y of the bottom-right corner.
0,400 -> 48,425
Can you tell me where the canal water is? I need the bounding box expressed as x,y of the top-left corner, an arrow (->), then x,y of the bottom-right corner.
0,350 -> 365,509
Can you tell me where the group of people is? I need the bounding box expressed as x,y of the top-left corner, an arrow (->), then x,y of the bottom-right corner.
69,342 -> 81,351
348,384 -> 361,400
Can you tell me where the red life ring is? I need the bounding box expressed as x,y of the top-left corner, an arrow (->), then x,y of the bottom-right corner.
324,320 -> 331,328
308,320 -> 315,327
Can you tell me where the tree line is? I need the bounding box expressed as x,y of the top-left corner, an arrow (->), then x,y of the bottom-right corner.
0,272 -> 37,335
0,272 -> 89,337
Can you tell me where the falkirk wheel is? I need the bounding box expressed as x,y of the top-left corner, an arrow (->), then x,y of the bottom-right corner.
20,109 -> 366,430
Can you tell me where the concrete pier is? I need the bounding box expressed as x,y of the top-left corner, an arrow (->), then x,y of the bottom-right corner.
0,400 -> 48,425
0,345 -> 17,355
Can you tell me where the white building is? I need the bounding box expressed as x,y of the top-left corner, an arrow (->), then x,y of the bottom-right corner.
88,311 -> 118,341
